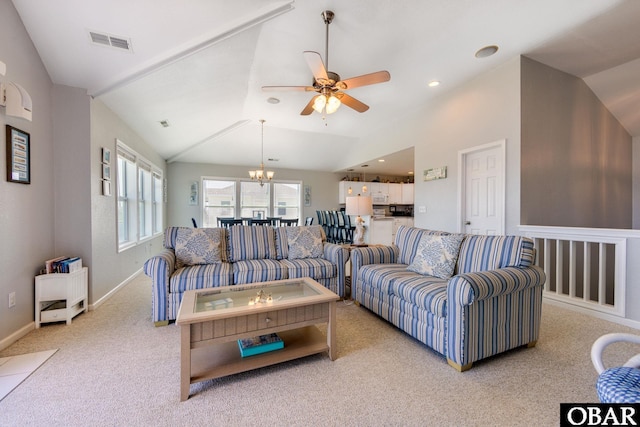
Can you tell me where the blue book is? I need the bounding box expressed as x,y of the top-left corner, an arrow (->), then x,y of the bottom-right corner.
237,333 -> 284,357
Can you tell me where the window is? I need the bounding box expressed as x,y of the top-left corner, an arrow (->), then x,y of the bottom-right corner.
240,181 -> 270,219
201,178 -> 301,227
116,141 -> 163,251
273,183 -> 300,220
202,180 -> 236,227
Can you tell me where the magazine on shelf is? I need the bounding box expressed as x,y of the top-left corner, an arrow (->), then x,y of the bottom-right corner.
44,257 -> 83,274
237,333 -> 284,357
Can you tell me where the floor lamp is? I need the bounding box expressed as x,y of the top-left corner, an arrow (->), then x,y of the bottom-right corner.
346,195 -> 373,246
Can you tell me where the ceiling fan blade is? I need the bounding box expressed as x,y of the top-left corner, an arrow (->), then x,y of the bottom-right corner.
303,51 -> 329,84
336,70 -> 391,90
336,92 -> 369,113
300,96 -> 318,115
262,85 -> 316,92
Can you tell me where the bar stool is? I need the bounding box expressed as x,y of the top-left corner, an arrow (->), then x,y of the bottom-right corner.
280,218 -> 298,226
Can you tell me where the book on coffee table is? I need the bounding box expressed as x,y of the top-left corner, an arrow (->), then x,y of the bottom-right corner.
237,333 -> 284,357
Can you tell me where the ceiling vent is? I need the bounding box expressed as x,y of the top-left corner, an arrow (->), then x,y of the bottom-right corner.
88,31 -> 133,52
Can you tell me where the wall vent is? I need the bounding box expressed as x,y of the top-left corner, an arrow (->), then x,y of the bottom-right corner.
89,31 -> 133,52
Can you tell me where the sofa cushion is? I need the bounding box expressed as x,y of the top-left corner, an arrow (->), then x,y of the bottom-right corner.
169,263 -> 233,293
407,233 -> 465,279
359,263 -> 413,295
175,228 -> 224,269
390,276 -> 448,316
274,227 -> 289,260
233,259 -> 288,284
286,226 -> 324,259
164,226 -> 187,249
456,235 -> 535,274
229,225 -> 276,262
281,258 -> 336,280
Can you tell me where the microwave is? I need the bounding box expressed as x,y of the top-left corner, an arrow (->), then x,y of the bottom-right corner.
372,194 -> 388,204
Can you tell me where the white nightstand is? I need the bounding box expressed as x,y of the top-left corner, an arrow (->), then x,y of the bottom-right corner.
35,267 -> 88,328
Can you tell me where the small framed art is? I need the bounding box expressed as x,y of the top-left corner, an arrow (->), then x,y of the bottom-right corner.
102,180 -> 112,196
102,164 -> 111,181
6,125 -> 31,184
102,147 -> 111,164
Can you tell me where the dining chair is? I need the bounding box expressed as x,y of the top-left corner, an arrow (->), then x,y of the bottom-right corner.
248,218 -> 272,226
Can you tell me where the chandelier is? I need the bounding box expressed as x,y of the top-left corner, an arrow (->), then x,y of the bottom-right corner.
248,119 -> 274,186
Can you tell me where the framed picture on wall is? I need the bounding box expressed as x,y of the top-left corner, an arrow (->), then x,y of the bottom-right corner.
102,147 -> 111,164
102,164 -> 111,181
304,185 -> 311,207
6,125 -> 30,184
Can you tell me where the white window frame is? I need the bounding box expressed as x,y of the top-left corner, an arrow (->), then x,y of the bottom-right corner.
116,140 -> 163,252
201,177 -> 302,227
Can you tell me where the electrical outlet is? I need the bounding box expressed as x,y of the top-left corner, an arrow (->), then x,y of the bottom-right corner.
418,206 -> 426,214
8,291 -> 16,308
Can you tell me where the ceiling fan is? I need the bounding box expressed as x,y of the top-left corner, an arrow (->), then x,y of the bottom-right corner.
262,10 -> 391,116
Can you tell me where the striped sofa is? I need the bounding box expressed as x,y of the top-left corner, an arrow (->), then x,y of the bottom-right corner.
351,226 -> 546,371
144,225 -> 349,326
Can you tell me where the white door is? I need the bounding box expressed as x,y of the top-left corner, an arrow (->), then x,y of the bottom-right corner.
458,140 -> 505,235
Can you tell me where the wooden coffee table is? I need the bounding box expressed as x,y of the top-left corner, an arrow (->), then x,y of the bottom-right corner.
176,277 -> 339,401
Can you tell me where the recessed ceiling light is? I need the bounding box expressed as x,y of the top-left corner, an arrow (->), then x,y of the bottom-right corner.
428,80 -> 440,87
378,159 -> 385,162
267,97 -> 280,104
475,45 -> 499,58
361,164 -> 369,168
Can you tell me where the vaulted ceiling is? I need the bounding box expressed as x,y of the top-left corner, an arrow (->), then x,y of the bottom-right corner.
11,0 -> 640,176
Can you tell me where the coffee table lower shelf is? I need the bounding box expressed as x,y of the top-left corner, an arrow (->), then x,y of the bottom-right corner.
185,326 -> 329,397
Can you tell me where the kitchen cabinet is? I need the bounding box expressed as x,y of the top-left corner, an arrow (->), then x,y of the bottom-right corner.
339,181 -> 369,203
391,217 -> 414,243
401,183 -> 414,204
368,217 -> 394,245
388,183 -> 402,204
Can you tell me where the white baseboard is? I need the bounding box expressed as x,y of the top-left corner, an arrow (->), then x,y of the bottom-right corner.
543,297 -> 640,330
89,268 -> 142,311
0,322 -> 35,352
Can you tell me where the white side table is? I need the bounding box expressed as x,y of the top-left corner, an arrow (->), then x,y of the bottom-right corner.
35,267 -> 88,328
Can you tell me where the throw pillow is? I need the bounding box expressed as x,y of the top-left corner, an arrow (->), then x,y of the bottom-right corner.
286,226 -> 324,260
407,233 -> 465,279
175,228 -> 223,269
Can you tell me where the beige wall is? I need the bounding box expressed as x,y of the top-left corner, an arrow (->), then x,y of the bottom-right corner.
0,0 -> 55,345
521,56 -> 633,228
89,100 -> 167,304
348,57 -> 522,233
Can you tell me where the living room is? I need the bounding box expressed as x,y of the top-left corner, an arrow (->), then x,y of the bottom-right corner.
2,0 -> 640,423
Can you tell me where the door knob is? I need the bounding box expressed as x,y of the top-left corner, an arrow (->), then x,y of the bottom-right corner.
464,221 -> 471,225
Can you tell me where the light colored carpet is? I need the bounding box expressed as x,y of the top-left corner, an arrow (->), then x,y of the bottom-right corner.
0,349 -> 57,402
0,274 -> 637,426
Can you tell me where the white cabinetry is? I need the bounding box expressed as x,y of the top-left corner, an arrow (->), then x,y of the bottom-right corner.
388,183 -> 402,204
368,218 -> 394,245
391,217 -> 414,243
401,183 -> 414,204
35,267 -> 88,328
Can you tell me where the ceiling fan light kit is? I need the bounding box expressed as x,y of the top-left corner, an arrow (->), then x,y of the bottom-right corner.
262,10 -> 390,117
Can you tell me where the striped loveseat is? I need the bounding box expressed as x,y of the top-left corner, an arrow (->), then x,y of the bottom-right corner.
144,225 -> 349,326
350,226 -> 546,371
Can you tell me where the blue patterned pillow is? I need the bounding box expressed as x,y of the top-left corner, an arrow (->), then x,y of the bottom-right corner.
286,226 -> 324,260
407,233 -> 465,279
175,228 -> 223,269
